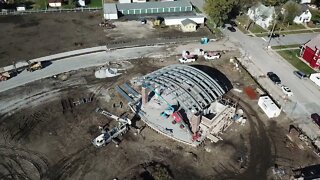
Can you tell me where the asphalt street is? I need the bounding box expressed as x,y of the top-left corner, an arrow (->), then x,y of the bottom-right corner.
0,46 -> 163,93
261,33 -> 319,46
190,0 -> 320,139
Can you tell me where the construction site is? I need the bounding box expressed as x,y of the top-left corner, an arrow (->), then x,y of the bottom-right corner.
1,41 -> 320,179
0,0 -> 320,176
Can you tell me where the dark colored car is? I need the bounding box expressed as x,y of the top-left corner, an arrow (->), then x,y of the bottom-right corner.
267,33 -> 280,38
227,26 -> 236,32
267,72 -> 281,84
293,71 -> 308,79
229,21 -> 237,27
311,113 -> 320,127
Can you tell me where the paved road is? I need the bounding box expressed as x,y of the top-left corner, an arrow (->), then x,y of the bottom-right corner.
224,28 -> 320,113
0,46 -> 163,93
261,33 -> 319,46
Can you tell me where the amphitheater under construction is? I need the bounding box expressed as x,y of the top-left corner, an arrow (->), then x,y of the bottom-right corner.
116,64 -> 238,146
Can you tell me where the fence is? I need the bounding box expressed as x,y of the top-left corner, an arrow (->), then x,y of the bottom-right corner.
0,7 -> 102,15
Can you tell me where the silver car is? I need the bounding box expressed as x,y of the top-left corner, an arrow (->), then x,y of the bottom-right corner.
293,71 -> 308,79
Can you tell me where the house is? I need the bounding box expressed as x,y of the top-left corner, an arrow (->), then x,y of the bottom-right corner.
247,3 -> 275,29
164,15 -> 205,26
119,0 -> 131,3
78,0 -> 85,7
180,19 -> 197,32
16,4 -> 26,11
300,0 -> 311,4
300,34 -> 320,69
293,4 -> 312,24
48,0 -> 62,7
258,96 -> 281,118
132,0 -> 146,3
104,3 -> 118,20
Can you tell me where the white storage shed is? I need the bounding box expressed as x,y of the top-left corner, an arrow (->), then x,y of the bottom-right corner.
119,0 -> 131,3
104,3 -> 119,20
164,15 -> 205,26
258,96 -> 281,118
310,73 -> 320,87
132,0 -> 146,2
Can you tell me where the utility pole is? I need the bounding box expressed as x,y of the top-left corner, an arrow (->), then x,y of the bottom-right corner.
267,19 -> 277,49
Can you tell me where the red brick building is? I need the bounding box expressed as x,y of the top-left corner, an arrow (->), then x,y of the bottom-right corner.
300,34 -> 320,69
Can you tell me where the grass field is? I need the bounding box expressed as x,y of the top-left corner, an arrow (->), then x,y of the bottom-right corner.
277,49 -> 315,74
88,0 -> 102,7
271,44 -> 300,50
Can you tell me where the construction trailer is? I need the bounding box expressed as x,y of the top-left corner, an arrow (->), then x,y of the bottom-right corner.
258,96 -> 281,118
309,73 -> 320,87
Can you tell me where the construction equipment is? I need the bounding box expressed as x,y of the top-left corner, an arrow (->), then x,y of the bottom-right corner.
99,21 -> 116,29
0,68 -> 10,81
27,60 -> 42,72
92,108 -> 132,147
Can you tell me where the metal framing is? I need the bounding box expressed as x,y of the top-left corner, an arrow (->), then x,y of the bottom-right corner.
141,64 -> 226,113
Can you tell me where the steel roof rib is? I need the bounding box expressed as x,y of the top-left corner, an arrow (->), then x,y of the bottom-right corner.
167,69 -> 215,102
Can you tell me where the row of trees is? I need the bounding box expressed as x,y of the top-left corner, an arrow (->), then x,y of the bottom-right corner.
204,0 -> 320,27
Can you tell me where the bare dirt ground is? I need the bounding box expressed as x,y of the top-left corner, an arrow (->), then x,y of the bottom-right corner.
0,53 -> 319,180
0,12 -> 211,67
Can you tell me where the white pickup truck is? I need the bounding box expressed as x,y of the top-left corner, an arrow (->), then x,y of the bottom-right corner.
179,57 -> 196,63
204,52 -> 221,60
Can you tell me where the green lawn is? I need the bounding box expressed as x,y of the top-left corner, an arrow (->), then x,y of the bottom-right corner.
271,44 -> 300,50
236,15 -> 267,34
283,23 -> 306,30
282,29 -> 314,34
88,0 -> 102,7
277,49 -> 315,74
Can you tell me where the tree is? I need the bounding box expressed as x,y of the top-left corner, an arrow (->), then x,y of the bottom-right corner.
283,1 -> 300,25
204,0 -> 237,27
262,0 -> 288,6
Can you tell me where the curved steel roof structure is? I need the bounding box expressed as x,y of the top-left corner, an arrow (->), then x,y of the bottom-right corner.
141,64 -> 227,113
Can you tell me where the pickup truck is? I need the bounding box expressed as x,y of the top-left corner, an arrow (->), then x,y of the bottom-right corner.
179,57 -> 196,63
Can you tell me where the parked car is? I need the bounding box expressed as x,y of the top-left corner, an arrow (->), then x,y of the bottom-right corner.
179,57 -> 196,63
227,26 -> 236,32
267,72 -> 281,84
293,71 -> 308,79
281,85 -> 293,97
311,113 -> 320,127
204,52 -> 221,60
267,33 -> 280,38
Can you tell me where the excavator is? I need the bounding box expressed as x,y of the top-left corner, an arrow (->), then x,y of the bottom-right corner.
27,60 -> 42,72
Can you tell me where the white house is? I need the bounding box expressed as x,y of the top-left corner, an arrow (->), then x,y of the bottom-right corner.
247,3 -> 275,29
258,96 -> 281,118
164,15 -> 205,26
78,0 -> 85,7
132,0 -> 146,2
104,3 -> 118,20
48,0 -> 62,7
119,0 -> 131,3
16,5 -> 26,11
294,5 -> 312,24
310,73 -> 320,87
300,0 -> 311,4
